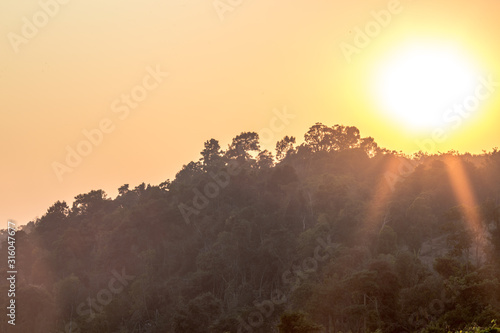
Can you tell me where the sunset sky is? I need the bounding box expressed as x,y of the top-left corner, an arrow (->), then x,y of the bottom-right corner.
2,0 -> 500,226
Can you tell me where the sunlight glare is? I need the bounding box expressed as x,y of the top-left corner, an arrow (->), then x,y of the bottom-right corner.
371,43 -> 480,130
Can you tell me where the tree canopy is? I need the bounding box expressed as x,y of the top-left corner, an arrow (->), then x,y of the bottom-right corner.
2,123 -> 500,333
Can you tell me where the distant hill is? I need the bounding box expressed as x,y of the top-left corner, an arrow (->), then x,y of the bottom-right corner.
2,123 -> 500,333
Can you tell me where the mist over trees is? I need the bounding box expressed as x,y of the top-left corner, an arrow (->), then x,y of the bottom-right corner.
2,122 -> 500,333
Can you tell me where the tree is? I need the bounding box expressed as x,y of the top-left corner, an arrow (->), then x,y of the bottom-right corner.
257,150 -> 274,169
53,274 -> 85,318
377,225 -> 397,255
173,161 -> 202,186
333,124 -> 361,150
304,123 -> 362,152
118,184 -> 129,196
36,201 -> 69,233
277,311 -> 323,333
226,132 -> 260,161
172,293 -> 223,333
434,256 -> 461,279
200,139 -> 223,171
71,189 -> 108,216
46,200 -> 70,217
133,182 -> 147,196
159,179 -> 171,191
11,123 -> 500,333
276,136 -> 296,160
304,123 -> 334,152
360,136 -> 380,157
15,285 -> 58,332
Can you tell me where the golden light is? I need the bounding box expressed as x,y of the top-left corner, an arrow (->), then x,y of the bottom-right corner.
370,41 -> 481,131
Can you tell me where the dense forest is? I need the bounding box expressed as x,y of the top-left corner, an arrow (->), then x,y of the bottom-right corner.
3,122 -> 500,333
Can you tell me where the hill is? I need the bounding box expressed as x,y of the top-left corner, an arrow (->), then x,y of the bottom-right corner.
2,123 -> 500,333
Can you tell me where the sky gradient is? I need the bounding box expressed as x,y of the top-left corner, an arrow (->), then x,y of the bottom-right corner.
2,0 -> 500,225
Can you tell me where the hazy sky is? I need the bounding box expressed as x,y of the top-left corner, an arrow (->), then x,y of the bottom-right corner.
2,0 -> 500,225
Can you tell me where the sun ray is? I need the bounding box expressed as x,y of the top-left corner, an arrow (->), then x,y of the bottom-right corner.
363,155 -> 413,235
444,155 -> 485,264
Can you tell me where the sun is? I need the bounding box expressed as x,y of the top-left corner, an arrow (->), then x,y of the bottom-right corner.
370,42 -> 481,131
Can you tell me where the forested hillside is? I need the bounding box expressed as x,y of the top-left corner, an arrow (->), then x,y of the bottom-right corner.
3,123 -> 500,333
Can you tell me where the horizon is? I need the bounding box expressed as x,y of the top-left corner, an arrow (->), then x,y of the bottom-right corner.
7,123 -> 500,229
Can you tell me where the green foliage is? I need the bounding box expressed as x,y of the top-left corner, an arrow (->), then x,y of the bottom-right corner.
446,320 -> 500,332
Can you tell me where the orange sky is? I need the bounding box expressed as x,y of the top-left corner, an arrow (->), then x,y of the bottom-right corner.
1,0 -> 500,226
